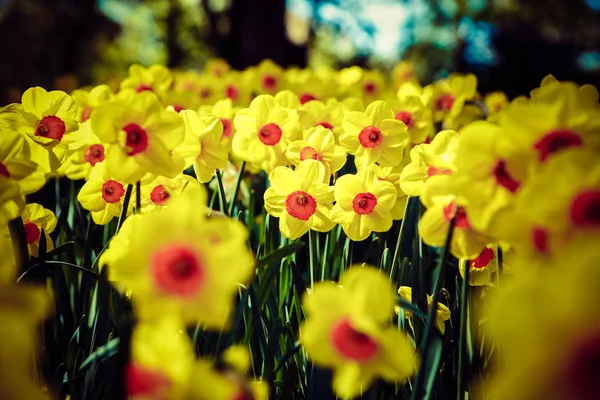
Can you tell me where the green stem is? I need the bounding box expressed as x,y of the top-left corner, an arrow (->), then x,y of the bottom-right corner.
228,161 -> 246,216
456,259 -> 470,400
116,184 -> 133,233
390,197 -> 413,282
308,230 -> 316,289
411,216 -> 456,400
135,181 -> 141,214
215,170 -> 229,216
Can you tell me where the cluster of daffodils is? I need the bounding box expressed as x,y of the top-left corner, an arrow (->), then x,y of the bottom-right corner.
1,56 -> 599,400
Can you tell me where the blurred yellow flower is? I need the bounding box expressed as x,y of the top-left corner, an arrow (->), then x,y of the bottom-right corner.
264,160 -> 335,239
301,266 -> 418,399
392,81 -> 434,145
90,91 -> 185,184
298,98 -> 348,143
427,74 -> 477,125
198,98 -> 238,148
330,169 -> 397,241
340,100 -> 408,169
120,64 -> 173,102
399,130 -> 460,197
419,175 -> 494,259
107,188 -> 254,328
71,84 -> 114,122
21,203 -> 56,257
253,59 -> 285,94
58,121 -> 106,181
0,129 -> 44,195
484,91 -> 508,116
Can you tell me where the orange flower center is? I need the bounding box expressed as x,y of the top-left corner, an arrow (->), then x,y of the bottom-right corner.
258,123 -> 283,146
299,93 -> 317,104
220,118 -> 233,138
427,165 -> 452,178
331,318 -> 379,361
470,247 -> 495,269
442,201 -> 471,228
200,88 -> 211,98
135,84 -> 154,93
570,190 -> 600,229
102,180 -> 125,203
262,75 -> 277,91
395,111 -> 414,129
0,163 -> 9,177
315,121 -> 333,130
534,129 -> 583,162
434,93 -> 455,112
532,226 -> 550,255
299,146 -> 322,162
84,144 -> 105,166
363,82 -> 377,95
123,123 -> 149,155
352,192 -> 377,215
150,184 -> 170,206
35,115 -> 66,141
285,190 -> 317,221
172,104 -> 186,113
225,84 -> 240,101
125,362 -> 171,397
493,160 -> 520,193
151,244 -> 205,297
358,126 -> 383,148
23,222 -> 40,244
81,105 -> 93,122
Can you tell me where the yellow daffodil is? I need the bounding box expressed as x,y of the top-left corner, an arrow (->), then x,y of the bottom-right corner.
106,188 -> 254,328
330,168 -> 397,241
126,317 -> 195,400
177,110 -> 227,183
0,103 -> 62,175
360,70 -> 391,103
220,71 -> 252,107
21,203 -> 56,257
77,161 -> 130,225
198,98 -> 238,148
484,91 -> 508,116
253,59 -> 285,94
367,162 -> 409,220
391,81 -> 434,145
204,58 -> 231,78
285,126 -> 347,178
264,160 -> 335,239
58,121 -> 107,181
419,174 -> 494,259
399,130 -> 460,197
427,74 -> 477,125
0,178 -> 25,222
0,130 -> 45,195
17,86 -> 79,149
458,246 -> 498,286
499,94 -> 600,169
0,285 -> 50,400
530,74 -> 599,110
507,149 -> 600,259
340,100 -> 408,169
301,266 -> 418,399
120,64 -> 173,101
298,98 -> 347,142
482,245 -> 600,400
232,94 -> 298,173
391,61 -> 416,90
452,121 -> 526,236
90,90 -> 185,184
138,173 -> 201,213
397,286 -> 451,334
71,84 -> 114,122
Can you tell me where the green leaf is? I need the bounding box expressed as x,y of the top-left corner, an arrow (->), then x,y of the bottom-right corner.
46,241 -> 76,259
256,241 -> 305,270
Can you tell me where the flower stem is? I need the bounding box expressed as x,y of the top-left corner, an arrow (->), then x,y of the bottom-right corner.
135,181 -> 141,214
228,161 -> 246,216
8,217 -> 29,273
116,184 -> 133,233
456,259 -> 470,400
215,169 -> 229,216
